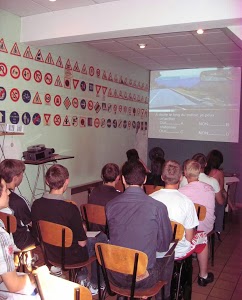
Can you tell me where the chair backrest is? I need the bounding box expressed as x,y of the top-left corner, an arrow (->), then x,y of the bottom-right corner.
0,211 -> 17,233
37,220 -> 73,247
170,221 -> 185,241
80,204 -> 106,228
95,242 -> 148,276
194,203 -> 206,221
65,200 -> 78,206
115,178 -> 125,192
33,265 -> 92,300
144,185 -> 163,195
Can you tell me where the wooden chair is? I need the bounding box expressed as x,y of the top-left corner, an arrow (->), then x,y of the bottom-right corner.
0,211 -> 36,272
80,203 -> 108,237
170,221 -> 192,300
194,203 -> 215,266
37,220 -> 96,282
33,265 -> 92,300
95,242 -> 167,300
144,185 -> 163,195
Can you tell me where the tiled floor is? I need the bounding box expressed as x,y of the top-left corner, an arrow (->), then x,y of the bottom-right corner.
34,208 -> 242,299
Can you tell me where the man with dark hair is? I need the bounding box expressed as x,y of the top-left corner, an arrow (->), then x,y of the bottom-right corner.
151,160 -> 214,287
89,163 -> 120,206
0,159 -> 35,250
106,160 -> 173,300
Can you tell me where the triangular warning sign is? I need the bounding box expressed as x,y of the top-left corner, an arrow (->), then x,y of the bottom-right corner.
108,72 -> 113,81
102,71 -> 107,80
124,77 -> 128,85
63,115 -> 71,126
113,89 -> 118,98
65,59 -> 72,70
81,64 -> 87,75
23,46 -> 33,59
114,74 -> 118,83
32,92 -> 42,104
35,49 -> 44,62
56,56 -> 63,68
44,114 -> 51,126
0,38 -> 8,53
73,79 -> 79,90
73,61 -> 80,72
45,52 -> 54,65
54,75 -> 63,87
10,42 -> 21,56
119,76 -> 123,84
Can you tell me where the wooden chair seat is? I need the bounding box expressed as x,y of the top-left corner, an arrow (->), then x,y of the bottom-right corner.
48,255 -> 96,270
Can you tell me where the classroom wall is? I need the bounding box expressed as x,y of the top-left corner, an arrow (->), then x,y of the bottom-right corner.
0,10 -> 149,202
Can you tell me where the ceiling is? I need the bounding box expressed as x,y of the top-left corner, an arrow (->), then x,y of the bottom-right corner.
1,0 -> 242,71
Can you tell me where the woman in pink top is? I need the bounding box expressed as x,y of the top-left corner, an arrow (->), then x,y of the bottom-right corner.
205,150 -> 226,240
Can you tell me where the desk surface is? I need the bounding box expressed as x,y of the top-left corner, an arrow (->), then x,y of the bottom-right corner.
24,154 -> 74,165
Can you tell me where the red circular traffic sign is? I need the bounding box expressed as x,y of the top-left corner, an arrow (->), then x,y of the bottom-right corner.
72,97 -> 79,108
53,114 -> 61,126
10,88 -> 20,102
0,62 -> 7,77
10,65 -> 20,79
94,118 -> 100,128
22,68 -> 31,81
44,73 -> 53,85
54,95 -> 62,107
34,70 -> 42,83
88,100 -> 93,110
45,93 -> 51,104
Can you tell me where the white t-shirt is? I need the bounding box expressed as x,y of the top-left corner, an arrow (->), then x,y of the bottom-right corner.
179,181 -> 215,234
180,173 -> 220,193
150,189 -> 199,259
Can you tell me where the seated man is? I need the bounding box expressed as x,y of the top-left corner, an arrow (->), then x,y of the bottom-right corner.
150,160 -> 214,287
0,159 -> 35,250
89,163 -> 120,206
31,164 -> 106,295
106,160 -> 174,300
179,160 -> 215,234
0,175 -> 39,299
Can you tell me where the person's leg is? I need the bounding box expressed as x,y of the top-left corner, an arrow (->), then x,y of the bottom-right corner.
197,244 -> 208,277
214,202 -> 225,233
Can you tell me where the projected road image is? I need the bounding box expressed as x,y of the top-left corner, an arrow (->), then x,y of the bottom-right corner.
149,67 -> 241,143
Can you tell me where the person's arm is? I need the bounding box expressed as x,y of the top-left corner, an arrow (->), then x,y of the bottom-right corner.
69,205 -> 87,247
184,228 -> 194,243
215,190 -> 225,205
2,271 -> 30,293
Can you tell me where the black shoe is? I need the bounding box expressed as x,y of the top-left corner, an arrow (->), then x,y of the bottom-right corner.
197,272 -> 214,286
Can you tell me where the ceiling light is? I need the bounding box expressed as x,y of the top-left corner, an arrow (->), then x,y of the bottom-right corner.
197,29 -> 204,34
138,43 -> 146,49
49,0 -> 56,2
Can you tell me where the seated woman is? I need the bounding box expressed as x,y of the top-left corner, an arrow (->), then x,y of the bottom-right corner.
205,150 -> 227,239
126,148 -> 150,173
145,157 -> 165,187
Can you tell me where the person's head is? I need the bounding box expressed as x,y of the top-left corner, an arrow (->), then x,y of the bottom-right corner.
45,164 -> 69,192
126,149 -> 139,162
151,157 -> 165,176
149,147 -> 165,161
206,149 -> 224,171
0,176 -> 10,209
184,159 -> 201,181
121,160 -> 146,187
162,160 -> 182,186
0,159 -> 25,188
192,153 -> 207,170
101,163 -> 120,184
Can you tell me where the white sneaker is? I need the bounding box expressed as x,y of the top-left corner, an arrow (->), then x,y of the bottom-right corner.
50,266 -> 62,277
79,279 -> 88,287
87,283 -> 99,296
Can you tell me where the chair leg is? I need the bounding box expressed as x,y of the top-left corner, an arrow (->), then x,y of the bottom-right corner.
176,262 -> 183,300
211,233 -> 215,267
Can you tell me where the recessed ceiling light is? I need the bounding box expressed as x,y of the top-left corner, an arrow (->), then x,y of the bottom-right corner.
138,43 -> 146,49
49,0 -> 56,2
197,29 -> 204,34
